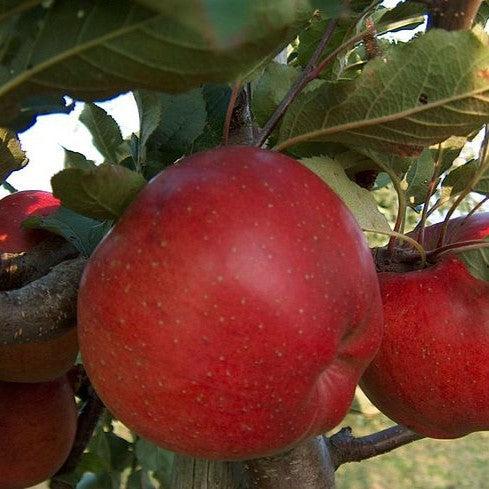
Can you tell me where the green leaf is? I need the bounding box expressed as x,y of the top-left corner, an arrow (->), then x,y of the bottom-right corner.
278,28 -> 489,155
252,62 -> 300,127
23,206 -> 110,257
430,136 -> 468,175
459,237 -> 489,281
300,156 -> 390,231
135,438 -> 174,477
63,148 -> 96,170
136,0 -> 314,48
442,159 -> 489,196
191,84 -> 232,153
79,103 -> 124,164
0,0 -> 313,127
127,470 -> 157,489
376,2 -> 426,34
144,88 -> 207,177
405,150 -> 435,208
51,164 -> 146,221
0,127 -> 27,183
133,90 -> 163,159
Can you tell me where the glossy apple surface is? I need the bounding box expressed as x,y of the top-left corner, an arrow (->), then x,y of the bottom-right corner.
361,213 -> 489,438
0,376 -> 77,489
78,146 -> 382,460
0,190 -> 79,382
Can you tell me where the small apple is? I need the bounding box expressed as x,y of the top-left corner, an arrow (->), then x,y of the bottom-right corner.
361,213 -> 489,438
0,190 -> 79,383
0,376 -> 77,489
78,146 -> 382,460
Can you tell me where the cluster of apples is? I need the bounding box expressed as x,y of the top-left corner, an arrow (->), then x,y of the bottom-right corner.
0,191 -> 77,489
2,146 -> 488,488
77,147 -> 489,460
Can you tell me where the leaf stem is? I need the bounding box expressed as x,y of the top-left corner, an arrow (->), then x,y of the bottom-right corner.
222,81 -> 242,146
417,144 -> 443,247
428,239 -> 489,260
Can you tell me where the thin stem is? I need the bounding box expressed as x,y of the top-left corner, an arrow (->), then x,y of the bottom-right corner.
428,239 -> 489,260
417,144 -> 444,247
2,181 -> 16,193
464,195 -> 489,222
254,19 -> 338,148
222,81 -> 242,146
438,126 -> 489,247
363,228 -> 427,267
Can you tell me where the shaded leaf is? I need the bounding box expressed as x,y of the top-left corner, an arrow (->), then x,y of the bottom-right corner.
300,156 -> 390,231
376,2 -> 426,34
0,127 -> 27,183
23,206 -> 110,257
278,28 -> 489,155
79,103 -> 124,164
133,90 -> 162,159
144,88 -> 207,177
63,148 -> 96,170
51,164 -> 146,220
0,0 -> 313,127
405,150 -> 435,207
460,237 -> 489,281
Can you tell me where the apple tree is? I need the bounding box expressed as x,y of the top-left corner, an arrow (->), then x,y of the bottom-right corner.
1,0 -> 489,488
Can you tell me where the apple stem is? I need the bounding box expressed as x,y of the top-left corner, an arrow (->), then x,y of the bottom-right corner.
253,19 -> 338,148
222,81 -> 243,146
363,228 -> 427,267
417,144 -> 444,247
437,126 -> 489,248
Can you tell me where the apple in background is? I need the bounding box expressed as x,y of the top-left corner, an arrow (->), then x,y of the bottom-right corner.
361,213 -> 489,438
0,190 -> 79,383
0,376 -> 77,489
78,146 -> 383,460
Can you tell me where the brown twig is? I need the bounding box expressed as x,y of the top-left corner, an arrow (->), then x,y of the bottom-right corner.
0,256 -> 86,345
426,0 -> 484,30
51,387 -> 105,488
0,237 -> 78,290
329,425 -> 423,469
253,19 -> 338,148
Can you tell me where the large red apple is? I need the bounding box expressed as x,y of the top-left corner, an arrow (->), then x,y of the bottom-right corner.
0,190 -> 79,382
361,213 -> 489,438
0,376 -> 77,489
78,146 -> 382,460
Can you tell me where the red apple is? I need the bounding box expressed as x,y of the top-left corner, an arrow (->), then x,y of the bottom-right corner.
0,190 -> 79,383
0,376 -> 77,489
361,213 -> 489,438
78,146 -> 382,460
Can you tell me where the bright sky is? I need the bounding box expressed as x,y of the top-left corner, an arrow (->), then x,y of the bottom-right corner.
0,93 -> 139,198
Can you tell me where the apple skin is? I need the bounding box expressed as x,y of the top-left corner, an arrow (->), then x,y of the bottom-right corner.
0,190 -> 79,383
361,213 -> 489,438
0,376 -> 77,489
78,146 -> 383,460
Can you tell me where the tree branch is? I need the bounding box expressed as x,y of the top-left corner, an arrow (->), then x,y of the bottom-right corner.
426,0 -> 483,30
329,425 -> 423,469
244,437 -> 336,489
0,237 -> 78,290
0,256 -> 86,345
51,386 -> 105,489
